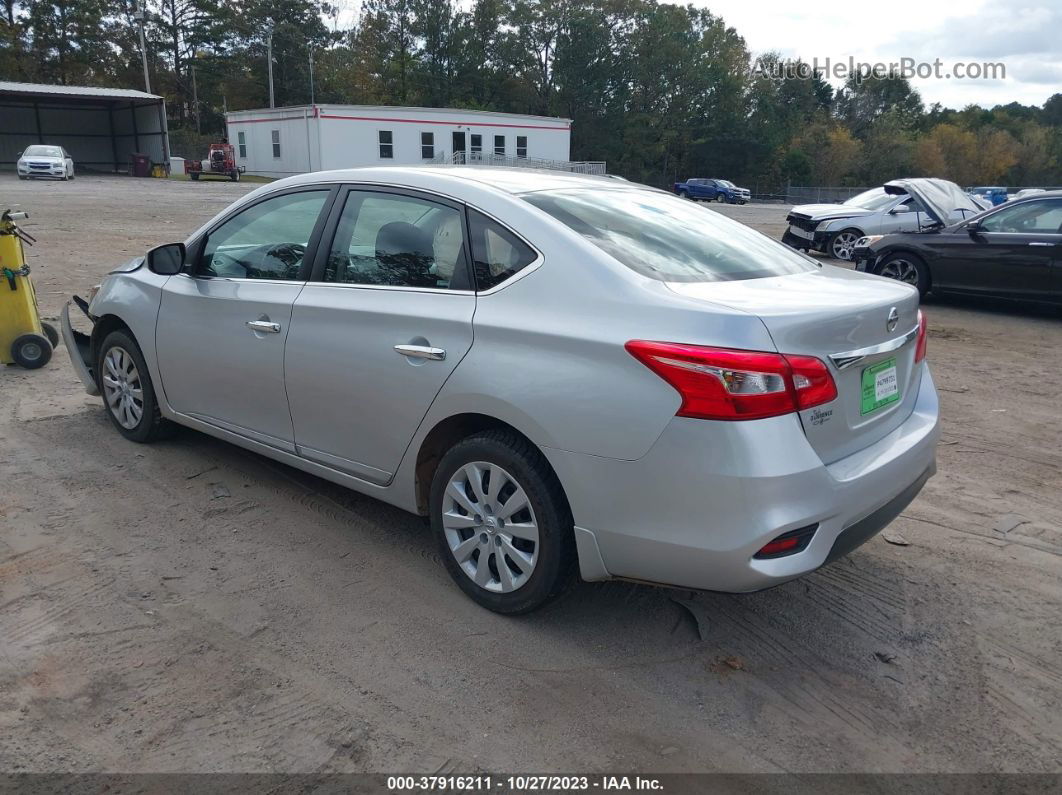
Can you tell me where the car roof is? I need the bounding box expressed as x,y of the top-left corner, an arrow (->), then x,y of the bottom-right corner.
271,165 -> 644,196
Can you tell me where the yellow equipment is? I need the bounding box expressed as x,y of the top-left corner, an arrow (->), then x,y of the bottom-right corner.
1,209 -> 58,369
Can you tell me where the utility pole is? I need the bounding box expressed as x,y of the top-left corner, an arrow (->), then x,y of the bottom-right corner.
133,1 -> 151,94
191,62 -> 200,133
308,46 -> 315,106
266,26 -> 275,108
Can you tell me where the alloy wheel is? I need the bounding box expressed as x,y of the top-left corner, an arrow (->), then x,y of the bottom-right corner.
102,346 -> 145,430
442,461 -> 539,593
831,231 -> 860,261
879,258 -> 920,286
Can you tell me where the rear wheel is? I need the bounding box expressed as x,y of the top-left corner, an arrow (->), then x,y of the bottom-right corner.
230,170 -> 240,182
876,252 -> 929,297
430,430 -> 575,614
97,330 -> 170,442
41,322 -> 60,349
11,333 -> 52,369
830,228 -> 862,261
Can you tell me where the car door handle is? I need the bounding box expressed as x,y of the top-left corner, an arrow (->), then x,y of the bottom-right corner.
1028,241 -> 1054,247
246,320 -> 281,333
394,344 -> 446,361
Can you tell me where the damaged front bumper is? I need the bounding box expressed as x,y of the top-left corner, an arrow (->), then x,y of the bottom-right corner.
60,299 -> 99,396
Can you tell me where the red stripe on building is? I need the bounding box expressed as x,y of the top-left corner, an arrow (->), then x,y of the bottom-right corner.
319,113 -> 569,131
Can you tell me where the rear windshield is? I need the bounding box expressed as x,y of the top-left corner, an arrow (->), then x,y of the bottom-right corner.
523,188 -> 816,283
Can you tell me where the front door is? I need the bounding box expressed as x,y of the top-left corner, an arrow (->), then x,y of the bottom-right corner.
155,188 -> 333,451
949,198 -> 1062,300
286,187 -> 476,484
452,131 -> 467,164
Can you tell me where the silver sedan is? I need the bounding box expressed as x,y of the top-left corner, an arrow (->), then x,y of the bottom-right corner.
62,167 -> 939,613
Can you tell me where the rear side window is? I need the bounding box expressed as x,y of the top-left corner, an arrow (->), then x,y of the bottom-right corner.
523,188 -> 816,283
468,210 -> 537,290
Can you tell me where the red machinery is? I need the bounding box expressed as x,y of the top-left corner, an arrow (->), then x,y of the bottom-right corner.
184,140 -> 245,182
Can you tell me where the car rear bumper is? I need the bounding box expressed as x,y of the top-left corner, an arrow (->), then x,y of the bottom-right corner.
544,366 -> 940,592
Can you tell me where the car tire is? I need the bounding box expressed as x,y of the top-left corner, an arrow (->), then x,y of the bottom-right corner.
829,228 -> 863,261
716,194 -> 725,203
875,252 -> 930,297
678,191 -> 690,200
18,175 -> 27,181
10,333 -> 52,369
430,429 -> 575,614
97,329 -> 171,443
190,173 -> 199,181
40,322 -> 60,349
231,170 -> 240,182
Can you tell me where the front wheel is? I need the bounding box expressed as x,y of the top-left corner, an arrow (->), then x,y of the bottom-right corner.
430,430 -> 575,614
41,322 -> 60,349
876,252 -> 930,297
97,330 -> 171,442
830,228 -> 863,261
230,170 -> 240,182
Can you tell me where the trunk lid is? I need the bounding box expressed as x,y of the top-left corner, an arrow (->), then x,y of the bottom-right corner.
667,266 -> 922,464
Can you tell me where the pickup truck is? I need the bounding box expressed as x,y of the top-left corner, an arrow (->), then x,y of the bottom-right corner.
673,178 -> 750,204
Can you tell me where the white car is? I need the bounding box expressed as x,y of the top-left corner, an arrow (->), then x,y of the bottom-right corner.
17,145 -> 75,181
782,179 -> 983,261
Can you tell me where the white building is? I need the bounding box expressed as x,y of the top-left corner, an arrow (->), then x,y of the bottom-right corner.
224,104 -> 580,179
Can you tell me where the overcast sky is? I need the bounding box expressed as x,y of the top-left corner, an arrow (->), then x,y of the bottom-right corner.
681,0 -> 1060,109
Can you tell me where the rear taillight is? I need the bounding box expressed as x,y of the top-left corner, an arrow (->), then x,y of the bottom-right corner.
914,309 -> 927,363
625,340 -> 837,421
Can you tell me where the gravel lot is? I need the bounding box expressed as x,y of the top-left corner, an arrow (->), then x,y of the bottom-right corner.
1,174 -> 1061,774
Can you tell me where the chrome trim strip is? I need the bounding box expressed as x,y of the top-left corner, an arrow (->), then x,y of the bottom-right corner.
829,325 -> 919,370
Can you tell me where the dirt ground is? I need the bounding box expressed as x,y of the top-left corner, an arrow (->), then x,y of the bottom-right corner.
1,174 -> 1060,774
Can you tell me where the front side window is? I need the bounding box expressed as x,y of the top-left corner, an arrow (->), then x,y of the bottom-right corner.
468,209 -> 537,290
237,131 -> 247,158
979,199 -> 1062,234
200,190 -> 328,280
323,191 -> 470,290
271,129 -> 280,158
516,136 -> 528,158
494,135 -> 505,156
524,188 -> 816,283
421,132 -> 434,160
379,130 -> 393,159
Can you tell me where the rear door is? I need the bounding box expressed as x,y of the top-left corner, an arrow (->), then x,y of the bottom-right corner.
156,187 -> 334,451
285,186 -> 476,484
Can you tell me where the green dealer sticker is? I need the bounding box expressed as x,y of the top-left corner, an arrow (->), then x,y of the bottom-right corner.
860,357 -> 900,415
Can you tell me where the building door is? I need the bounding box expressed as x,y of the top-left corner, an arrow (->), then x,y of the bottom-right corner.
452,131 -> 466,163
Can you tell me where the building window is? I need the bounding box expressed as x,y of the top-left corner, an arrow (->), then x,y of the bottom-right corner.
516,136 -> 527,159
379,130 -> 393,159
421,132 -> 434,159
271,129 -> 280,158
470,134 -> 482,160
494,135 -> 505,156
237,131 -> 246,158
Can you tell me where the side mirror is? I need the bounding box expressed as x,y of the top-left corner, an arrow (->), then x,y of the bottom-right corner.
966,222 -> 982,236
146,242 -> 186,275
889,205 -> 911,215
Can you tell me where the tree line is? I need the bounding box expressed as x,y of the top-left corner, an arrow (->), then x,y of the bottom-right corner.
2,0 -> 1061,189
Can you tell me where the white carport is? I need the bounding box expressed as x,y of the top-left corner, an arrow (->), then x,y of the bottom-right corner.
0,81 -> 169,173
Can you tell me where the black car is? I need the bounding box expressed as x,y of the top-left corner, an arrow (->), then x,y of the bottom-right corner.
853,191 -> 1062,305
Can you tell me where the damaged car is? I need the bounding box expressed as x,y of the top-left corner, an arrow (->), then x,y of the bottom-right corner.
854,190 -> 1062,303
782,178 -> 983,261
